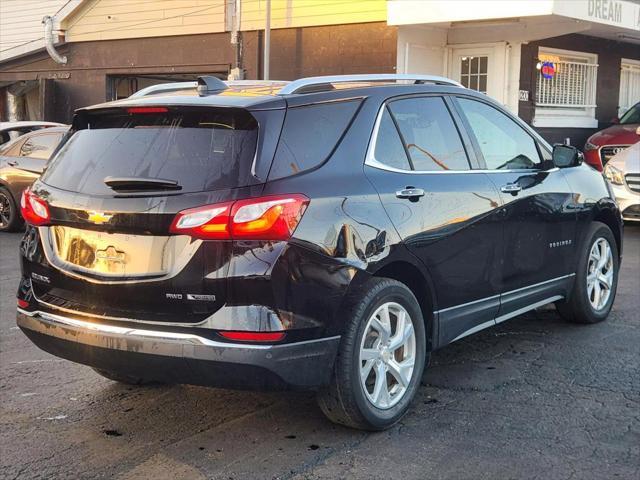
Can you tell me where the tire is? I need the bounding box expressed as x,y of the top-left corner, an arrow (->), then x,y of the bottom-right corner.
317,278 -> 427,430
556,222 -> 619,324
0,187 -> 22,232
92,368 -> 161,386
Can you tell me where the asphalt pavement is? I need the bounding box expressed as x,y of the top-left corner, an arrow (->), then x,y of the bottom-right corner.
1,226 -> 639,480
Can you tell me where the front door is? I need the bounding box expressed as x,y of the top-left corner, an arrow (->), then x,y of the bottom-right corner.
452,95 -> 577,321
364,95 -> 504,347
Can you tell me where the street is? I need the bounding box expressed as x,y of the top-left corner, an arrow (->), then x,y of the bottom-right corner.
1,227 -> 639,480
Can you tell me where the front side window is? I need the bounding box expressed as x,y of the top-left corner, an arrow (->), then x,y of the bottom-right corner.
457,98 -> 541,170
20,134 -> 60,160
384,97 -> 470,171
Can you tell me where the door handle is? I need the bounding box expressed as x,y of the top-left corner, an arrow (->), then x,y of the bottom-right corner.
396,187 -> 425,200
500,183 -> 522,194
7,160 -> 18,167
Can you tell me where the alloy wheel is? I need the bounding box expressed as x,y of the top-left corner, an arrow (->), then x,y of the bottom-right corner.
586,237 -> 614,311
0,191 -> 11,228
359,302 -> 416,409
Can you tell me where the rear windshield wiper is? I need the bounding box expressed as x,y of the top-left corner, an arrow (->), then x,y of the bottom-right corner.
104,176 -> 182,191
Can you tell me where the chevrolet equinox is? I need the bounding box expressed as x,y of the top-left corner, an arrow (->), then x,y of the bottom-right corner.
16,75 -> 623,430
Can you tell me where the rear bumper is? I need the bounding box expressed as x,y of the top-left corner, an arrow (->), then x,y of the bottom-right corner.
17,309 -> 339,390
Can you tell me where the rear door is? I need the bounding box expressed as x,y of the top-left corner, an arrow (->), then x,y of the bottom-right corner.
452,96 -> 577,321
28,106 -> 265,324
364,95 -> 503,346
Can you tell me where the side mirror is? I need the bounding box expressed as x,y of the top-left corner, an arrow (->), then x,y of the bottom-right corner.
610,116 -> 619,124
552,144 -> 583,168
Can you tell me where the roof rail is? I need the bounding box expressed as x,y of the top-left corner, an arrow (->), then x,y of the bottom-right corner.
277,74 -> 463,95
129,81 -> 196,98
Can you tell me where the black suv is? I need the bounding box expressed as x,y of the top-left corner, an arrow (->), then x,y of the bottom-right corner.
16,75 -> 622,430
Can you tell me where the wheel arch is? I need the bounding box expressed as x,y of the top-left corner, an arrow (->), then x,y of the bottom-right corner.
371,260 -> 436,352
593,204 -> 623,259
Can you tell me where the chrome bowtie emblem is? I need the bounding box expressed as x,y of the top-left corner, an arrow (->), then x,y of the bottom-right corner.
95,246 -> 125,263
87,211 -> 113,225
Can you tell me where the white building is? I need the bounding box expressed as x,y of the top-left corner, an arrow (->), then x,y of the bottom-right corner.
390,0 -> 640,145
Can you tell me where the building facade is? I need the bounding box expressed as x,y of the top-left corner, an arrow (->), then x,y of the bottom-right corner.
1,0 -> 639,148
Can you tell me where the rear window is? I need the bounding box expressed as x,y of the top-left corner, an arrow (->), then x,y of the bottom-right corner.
42,108 -> 258,195
268,99 -> 361,180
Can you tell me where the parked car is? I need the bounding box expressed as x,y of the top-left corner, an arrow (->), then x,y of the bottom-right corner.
0,121 -> 65,146
0,126 -> 68,231
583,101 -> 640,171
604,141 -> 640,222
16,75 -> 622,430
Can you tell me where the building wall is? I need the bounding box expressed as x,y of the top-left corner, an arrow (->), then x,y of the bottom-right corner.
0,32 -> 235,122
240,0 -> 387,30
62,0 -> 226,42
0,0 -> 68,62
244,22 -> 397,80
0,22 -> 396,122
519,33 -> 640,147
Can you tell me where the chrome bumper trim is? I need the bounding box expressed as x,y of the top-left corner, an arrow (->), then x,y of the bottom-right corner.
17,308 -> 339,354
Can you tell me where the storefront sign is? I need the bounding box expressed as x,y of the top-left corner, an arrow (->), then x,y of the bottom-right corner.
541,62 -> 556,79
588,0 -> 623,23
554,0 -> 640,31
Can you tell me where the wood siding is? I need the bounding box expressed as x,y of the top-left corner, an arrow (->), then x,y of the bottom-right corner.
240,0 -> 387,30
0,0 -> 67,61
63,0 -> 226,42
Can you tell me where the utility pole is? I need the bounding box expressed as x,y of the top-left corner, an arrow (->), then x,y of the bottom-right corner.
229,0 -> 244,80
264,0 -> 271,80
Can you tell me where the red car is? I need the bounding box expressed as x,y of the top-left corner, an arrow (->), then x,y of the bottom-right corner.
583,101 -> 640,171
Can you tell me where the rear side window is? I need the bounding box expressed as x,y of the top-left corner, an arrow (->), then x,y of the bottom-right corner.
387,97 -> 470,171
42,108 -> 258,195
374,108 -> 412,170
268,100 -> 360,180
20,133 -> 61,160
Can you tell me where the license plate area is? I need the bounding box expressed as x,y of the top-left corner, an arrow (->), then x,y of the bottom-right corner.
46,225 -> 198,280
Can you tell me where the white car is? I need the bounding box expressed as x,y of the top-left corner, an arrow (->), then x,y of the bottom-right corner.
604,141 -> 640,221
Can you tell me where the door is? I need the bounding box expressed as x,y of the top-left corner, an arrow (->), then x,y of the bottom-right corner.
364,95 -> 503,346
453,96 -> 577,321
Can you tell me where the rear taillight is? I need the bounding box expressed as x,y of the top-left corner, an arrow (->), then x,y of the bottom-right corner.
17,299 -> 29,308
170,194 -> 309,241
20,189 -> 50,226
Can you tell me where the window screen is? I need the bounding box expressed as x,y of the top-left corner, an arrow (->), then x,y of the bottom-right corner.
387,97 -> 470,171
269,99 -> 361,180
457,98 -> 541,170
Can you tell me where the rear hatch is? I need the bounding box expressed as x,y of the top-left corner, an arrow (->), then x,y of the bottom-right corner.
29,105 -> 268,323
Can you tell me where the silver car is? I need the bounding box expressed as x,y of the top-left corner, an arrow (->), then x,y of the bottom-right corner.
604,141 -> 640,222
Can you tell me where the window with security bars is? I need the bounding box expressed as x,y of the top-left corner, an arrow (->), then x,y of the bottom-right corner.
535,51 -> 598,109
619,60 -> 640,117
